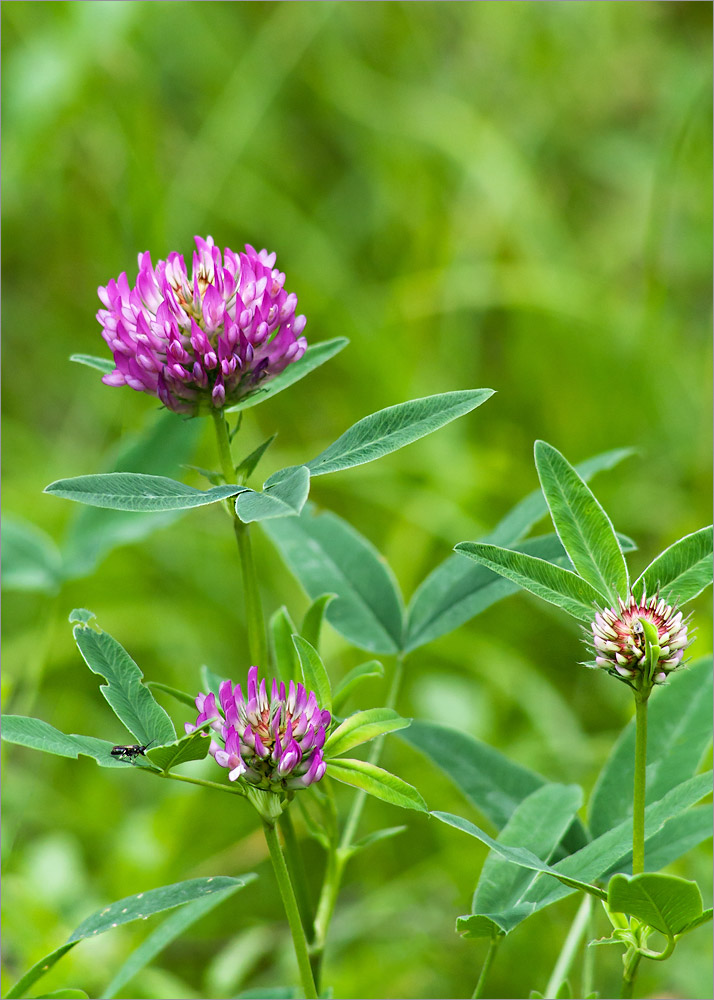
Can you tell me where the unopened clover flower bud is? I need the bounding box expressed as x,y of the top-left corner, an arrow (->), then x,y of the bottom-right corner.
590,592 -> 692,686
97,236 -> 307,415
188,666 -> 330,792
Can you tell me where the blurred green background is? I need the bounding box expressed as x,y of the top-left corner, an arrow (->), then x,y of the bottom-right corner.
2,3 -> 711,998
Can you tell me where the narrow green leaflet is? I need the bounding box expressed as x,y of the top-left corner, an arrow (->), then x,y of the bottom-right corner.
632,526 -> 713,605
399,720 -> 589,852
432,811 -> 607,900
235,433 -> 277,483
62,412 -> 202,578
306,389 -> 494,477
269,607 -> 300,683
5,876 -> 254,1000
406,532 -> 634,652
45,472 -> 244,512
350,825 -> 407,854
328,757 -> 427,811
73,617 -> 176,746
301,593 -> 336,650
589,656 -> 713,837
488,447 -> 635,548
262,505 -> 405,654
1,517 -> 63,593
332,660 -> 384,713
471,784 -> 584,920
101,878 -> 248,999
226,337 -> 349,412
607,873 -> 704,937
292,635 -> 332,713
70,353 -> 114,373
454,542 -> 607,621
146,727 -> 212,772
323,708 -> 410,759
234,466 -> 310,522
534,441 -> 628,603
1,715 -> 128,768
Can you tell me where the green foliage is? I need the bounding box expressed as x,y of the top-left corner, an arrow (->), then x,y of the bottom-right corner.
225,338 -> 349,413
534,440 -> 629,603
1,715 -> 127,769
466,784 -> 585,936
632,526 -> 714,604
269,606 -> 301,682
589,657 -> 713,838
332,660 -> 384,712
323,708 -> 410,759
5,877 -> 254,1000
263,506 -> 405,654
44,472 -> 243,512
327,758 -> 427,812
607,873 -> 705,938
400,719 -> 589,853
235,466 -> 311,522
3,3 -> 711,998
292,635 -> 333,713
455,542 -> 607,620
101,878 -> 250,999
306,389 -> 494,476
72,615 -> 176,746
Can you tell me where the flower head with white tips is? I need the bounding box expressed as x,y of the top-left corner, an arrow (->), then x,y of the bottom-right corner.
589,592 -> 692,687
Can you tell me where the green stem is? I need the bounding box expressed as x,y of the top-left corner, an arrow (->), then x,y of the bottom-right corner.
280,810 -> 315,939
263,820 -> 319,1000
620,948 -> 642,999
234,519 -> 267,666
472,935 -> 502,1000
212,407 -> 237,484
146,767 -> 247,798
544,894 -> 591,998
632,693 -> 649,876
310,655 -> 405,984
211,408 -> 267,666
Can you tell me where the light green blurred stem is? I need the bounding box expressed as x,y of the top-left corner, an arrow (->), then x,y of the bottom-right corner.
472,935 -> 502,1000
632,693 -> 649,876
311,655 -> 405,984
211,409 -> 267,666
263,820 -> 319,1000
11,592 -> 61,717
581,894 -> 597,997
544,894 -> 591,998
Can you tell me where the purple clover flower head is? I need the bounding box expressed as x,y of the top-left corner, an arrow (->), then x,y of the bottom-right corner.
97,236 -> 307,415
590,592 -> 692,686
187,666 -> 331,791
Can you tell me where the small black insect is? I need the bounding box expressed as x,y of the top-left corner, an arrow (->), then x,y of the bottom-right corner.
110,739 -> 157,761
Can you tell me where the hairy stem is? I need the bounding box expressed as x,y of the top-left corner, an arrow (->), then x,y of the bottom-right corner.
280,810 -> 315,939
263,820 -> 319,999
212,408 -> 266,665
311,655 -> 405,985
632,693 -> 649,875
